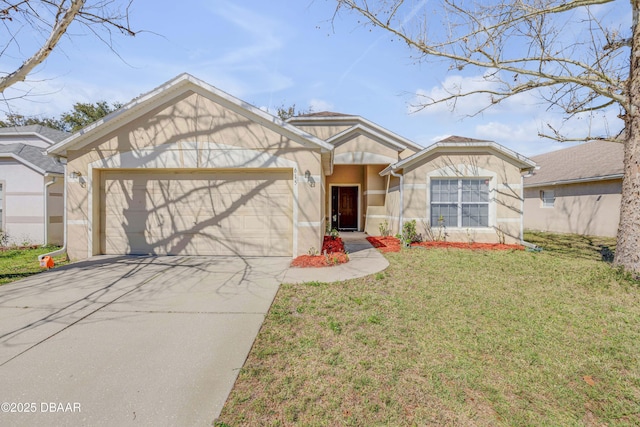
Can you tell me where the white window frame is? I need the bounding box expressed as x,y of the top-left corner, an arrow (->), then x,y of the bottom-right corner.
430,178 -> 490,228
541,190 -> 555,208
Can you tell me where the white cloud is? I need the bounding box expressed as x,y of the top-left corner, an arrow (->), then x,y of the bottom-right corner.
308,98 -> 334,113
409,71 -> 547,118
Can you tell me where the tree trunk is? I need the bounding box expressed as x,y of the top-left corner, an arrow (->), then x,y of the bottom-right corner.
614,1 -> 640,275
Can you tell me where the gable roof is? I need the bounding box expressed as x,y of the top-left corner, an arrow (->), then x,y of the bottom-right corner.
47,73 -> 333,157
525,140 -> 624,187
0,125 -> 69,145
0,143 -> 64,174
380,137 -> 536,175
287,112 -> 424,152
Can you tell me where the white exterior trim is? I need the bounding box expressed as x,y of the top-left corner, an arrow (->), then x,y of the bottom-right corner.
48,73 -> 333,157
334,151 -> 397,165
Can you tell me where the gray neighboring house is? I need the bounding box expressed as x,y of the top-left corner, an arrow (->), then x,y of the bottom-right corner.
0,125 -> 68,245
524,141 -> 624,237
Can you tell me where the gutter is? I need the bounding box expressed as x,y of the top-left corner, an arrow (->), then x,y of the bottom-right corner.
524,173 -> 623,188
39,163 -> 68,263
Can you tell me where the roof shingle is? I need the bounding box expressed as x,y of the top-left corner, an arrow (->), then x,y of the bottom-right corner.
525,141 -> 623,186
0,143 -> 64,174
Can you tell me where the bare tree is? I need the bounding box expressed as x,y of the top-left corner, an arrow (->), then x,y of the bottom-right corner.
335,0 -> 639,274
0,0 -> 136,93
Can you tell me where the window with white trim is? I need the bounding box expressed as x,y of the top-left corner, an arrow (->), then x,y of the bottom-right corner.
541,190 -> 555,208
430,179 -> 490,227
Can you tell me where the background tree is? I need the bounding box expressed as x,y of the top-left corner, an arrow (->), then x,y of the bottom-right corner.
0,0 -> 136,93
335,0 -> 638,274
60,101 -> 123,132
274,103 -> 312,121
0,101 -> 122,132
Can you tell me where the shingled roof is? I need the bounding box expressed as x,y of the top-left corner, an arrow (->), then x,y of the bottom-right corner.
0,125 -> 69,144
525,141 -> 623,187
294,111 -> 352,118
0,143 -> 64,174
438,135 -> 491,143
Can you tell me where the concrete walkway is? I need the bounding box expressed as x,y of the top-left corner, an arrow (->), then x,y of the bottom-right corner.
283,232 -> 389,283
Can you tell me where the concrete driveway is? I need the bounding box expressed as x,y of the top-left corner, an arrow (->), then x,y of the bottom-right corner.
0,255 -> 290,426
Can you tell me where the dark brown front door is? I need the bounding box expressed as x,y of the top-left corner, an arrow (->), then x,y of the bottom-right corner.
331,186 -> 358,230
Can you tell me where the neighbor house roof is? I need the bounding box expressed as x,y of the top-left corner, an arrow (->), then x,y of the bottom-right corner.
380,136 -> 536,175
47,73 -> 333,157
0,143 -> 64,174
287,112 -> 424,152
295,111 -> 352,118
0,125 -> 69,145
525,140 -> 624,187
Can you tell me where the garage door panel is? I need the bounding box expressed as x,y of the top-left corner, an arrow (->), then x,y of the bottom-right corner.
100,170 -> 293,256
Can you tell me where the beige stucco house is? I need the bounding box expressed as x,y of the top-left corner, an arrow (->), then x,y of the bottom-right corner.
524,141 -> 623,237
0,125 -> 67,246
45,74 -> 535,261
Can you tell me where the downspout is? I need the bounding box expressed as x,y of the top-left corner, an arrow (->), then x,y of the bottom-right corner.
520,169 -> 541,252
389,167 -> 404,233
43,175 -> 57,246
38,163 -> 67,262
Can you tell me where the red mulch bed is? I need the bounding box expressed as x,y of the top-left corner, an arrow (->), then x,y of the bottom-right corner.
366,236 -> 403,253
290,236 -> 349,268
366,236 -> 524,252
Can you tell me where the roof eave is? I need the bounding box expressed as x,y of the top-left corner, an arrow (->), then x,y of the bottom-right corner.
289,114 -> 424,152
0,153 -> 48,175
381,141 -> 536,175
525,173 -> 624,187
47,73 -> 333,157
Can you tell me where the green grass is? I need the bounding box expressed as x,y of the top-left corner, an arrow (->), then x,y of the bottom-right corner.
0,246 -> 68,285
217,232 -> 640,426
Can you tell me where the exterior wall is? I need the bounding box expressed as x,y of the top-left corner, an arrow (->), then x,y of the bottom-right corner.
0,159 -> 46,245
382,152 -> 525,244
333,134 -> 400,164
0,135 -> 52,149
363,165 -> 388,235
291,124 -> 351,141
65,91 -> 324,260
524,179 -> 621,237
46,176 -> 64,245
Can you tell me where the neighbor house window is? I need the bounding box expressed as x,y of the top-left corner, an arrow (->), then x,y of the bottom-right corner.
541,190 -> 555,208
431,179 -> 489,227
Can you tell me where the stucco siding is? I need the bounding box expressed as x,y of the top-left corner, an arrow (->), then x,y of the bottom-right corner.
65,91 -> 325,260
524,179 -> 621,237
0,159 -> 47,245
383,152 -> 524,244
292,124 -> 352,140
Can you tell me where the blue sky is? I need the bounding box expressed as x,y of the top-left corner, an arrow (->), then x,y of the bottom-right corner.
1,0 -> 627,156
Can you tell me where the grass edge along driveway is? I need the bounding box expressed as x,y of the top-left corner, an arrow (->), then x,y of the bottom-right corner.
217,232 -> 640,426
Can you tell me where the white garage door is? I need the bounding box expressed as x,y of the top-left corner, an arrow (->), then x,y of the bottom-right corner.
100,169 -> 293,256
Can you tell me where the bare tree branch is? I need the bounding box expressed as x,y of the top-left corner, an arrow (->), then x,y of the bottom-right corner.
335,0 -> 629,140
0,0 -> 137,94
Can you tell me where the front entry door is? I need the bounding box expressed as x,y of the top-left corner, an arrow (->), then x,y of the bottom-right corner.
331,186 -> 358,230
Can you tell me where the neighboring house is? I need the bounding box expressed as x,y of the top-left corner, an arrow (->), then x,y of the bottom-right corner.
45,74 -> 535,261
0,125 -> 68,245
524,141 -> 624,237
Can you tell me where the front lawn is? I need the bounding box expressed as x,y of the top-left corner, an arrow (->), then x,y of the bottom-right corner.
217,232 -> 640,426
0,246 -> 68,285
